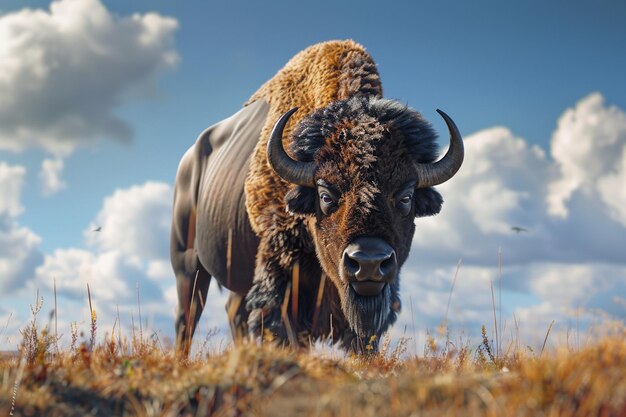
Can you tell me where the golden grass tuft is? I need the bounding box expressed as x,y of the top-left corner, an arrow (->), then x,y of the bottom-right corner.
1,286 -> 626,416
1,310 -> 625,416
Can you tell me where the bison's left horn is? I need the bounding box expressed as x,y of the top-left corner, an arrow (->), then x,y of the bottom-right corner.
414,109 -> 465,188
267,108 -> 316,188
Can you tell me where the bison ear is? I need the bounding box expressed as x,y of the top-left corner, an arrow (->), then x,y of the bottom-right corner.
285,185 -> 317,215
414,187 -> 443,217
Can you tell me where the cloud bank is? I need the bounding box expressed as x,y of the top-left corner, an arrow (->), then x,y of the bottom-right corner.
0,0 -> 179,155
32,181 -> 228,347
0,0 -> 179,195
0,163 -> 43,293
549,93 -> 626,226
401,93 -> 626,346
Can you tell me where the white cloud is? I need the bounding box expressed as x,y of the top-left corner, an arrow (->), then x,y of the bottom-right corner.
0,162 -> 26,216
28,181 -> 192,347
396,260 -> 626,350
548,93 -> 626,222
401,93 -> 626,348
400,265 -> 495,327
0,219 -> 43,292
34,247 -> 169,336
85,181 -> 172,260
506,262 -> 626,346
411,125 -> 554,267
597,145 -> 626,227
39,181 -> 173,300
465,179 -> 529,235
0,0 -> 179,156
39,157 -> 66,196
528,263 -> 604,308
512,302 -> 573,349
36,249 -> 152,302
147,259 -> 173,282
0,162 -> 43,292
412,96 -> 626,268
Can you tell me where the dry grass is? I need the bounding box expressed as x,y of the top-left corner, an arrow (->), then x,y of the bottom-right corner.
1,298 -> 626,417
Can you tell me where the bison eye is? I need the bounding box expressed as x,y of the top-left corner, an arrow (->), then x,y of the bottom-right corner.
397,192 -> 413,216
320,193 -> 334,205
318,188 -> 338,215
317,182 -> 339,215
319,192 -> 337,214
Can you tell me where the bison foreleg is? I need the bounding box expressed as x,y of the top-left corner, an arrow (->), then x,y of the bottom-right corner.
174,264 -> 211,357
226,292 -> 249,342
245,255 -> 290,343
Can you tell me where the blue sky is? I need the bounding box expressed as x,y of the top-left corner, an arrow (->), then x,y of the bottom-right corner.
2,0 -> 625,251
1,0 -> 626,351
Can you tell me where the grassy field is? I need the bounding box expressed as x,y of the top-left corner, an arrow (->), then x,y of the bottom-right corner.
1,301 -> 626,417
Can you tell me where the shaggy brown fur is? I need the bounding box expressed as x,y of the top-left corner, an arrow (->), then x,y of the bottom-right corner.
244,40 -> 382,234
242,40 -> 387,350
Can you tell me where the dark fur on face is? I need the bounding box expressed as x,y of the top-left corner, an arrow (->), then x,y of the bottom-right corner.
290,95 -> 439,164
285,95 -> 444,338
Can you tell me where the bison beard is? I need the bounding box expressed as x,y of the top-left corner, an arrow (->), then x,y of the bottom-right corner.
342,282 -> 393,340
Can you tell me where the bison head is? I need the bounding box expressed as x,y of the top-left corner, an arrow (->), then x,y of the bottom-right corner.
267,96 -> 463,342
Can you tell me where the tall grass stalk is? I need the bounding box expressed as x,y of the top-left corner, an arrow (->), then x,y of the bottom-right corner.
541,320 -> 555,357
280,283 -> 298,346
53,277 -> 59,354
498,247 -> 503,359
311,273 -> 326,334
1,312 -> 12,343
185,270 -> 200,355
116,305 -> 122,354
409,295 -> 417,357
227,228 -> 233,289
87,283 -> 97,351
136,282 -> 143,346
489,276 -> 499,361
291,261 -> 300,322
443,259 -> 462,327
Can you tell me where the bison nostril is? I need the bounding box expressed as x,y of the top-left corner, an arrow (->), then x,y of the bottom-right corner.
343,252 -> 360,276
380,252 -> 396,277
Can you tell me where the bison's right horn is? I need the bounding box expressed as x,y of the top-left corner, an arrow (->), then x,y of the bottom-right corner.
414,109 -> 465,188
267,108 -> 316,188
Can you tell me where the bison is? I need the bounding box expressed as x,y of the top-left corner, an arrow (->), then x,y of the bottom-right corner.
171,40 -> 464,354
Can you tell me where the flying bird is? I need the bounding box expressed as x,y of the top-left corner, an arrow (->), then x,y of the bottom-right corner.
93,226 -> 102,232
511,226 -> 528,234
